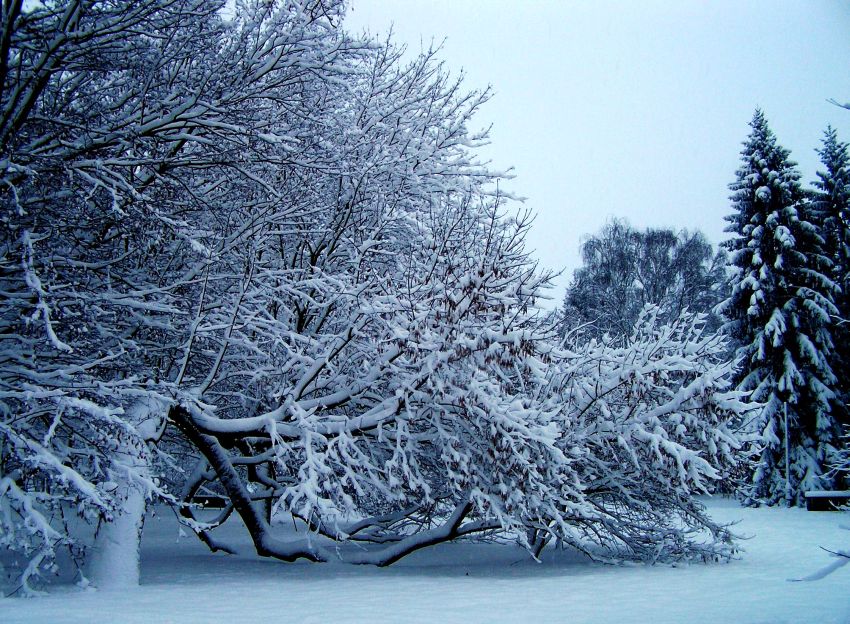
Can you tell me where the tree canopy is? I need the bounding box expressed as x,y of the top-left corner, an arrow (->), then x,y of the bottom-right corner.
561,219 -> 726,340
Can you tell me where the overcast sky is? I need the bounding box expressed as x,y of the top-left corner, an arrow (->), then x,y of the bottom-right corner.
344,0 -> 850,307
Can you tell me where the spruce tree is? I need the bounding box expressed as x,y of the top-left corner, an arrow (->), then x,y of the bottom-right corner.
813,127 -> 850,280
811,127 -> 850,428
721,110 -> 841,505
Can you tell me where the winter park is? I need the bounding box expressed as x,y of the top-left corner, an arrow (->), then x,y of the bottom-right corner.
1,0 -> 849,622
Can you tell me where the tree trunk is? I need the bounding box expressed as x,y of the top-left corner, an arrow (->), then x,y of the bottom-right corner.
87,438 -> 149,589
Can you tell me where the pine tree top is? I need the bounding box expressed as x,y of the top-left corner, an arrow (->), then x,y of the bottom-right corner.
724,110 -> 803,247
814,125 -> 849,198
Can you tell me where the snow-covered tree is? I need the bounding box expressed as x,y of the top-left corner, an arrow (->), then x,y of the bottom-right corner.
811,126 -> 850,428
720,109 -> 842,506
813,127 -> 850,292
137,24 -> 749,572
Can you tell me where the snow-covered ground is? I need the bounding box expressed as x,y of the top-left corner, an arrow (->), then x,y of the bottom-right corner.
2,497 -> 847,623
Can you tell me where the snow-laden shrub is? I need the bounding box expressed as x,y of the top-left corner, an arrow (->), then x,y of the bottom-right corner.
544,307 -> 749,562
173,307 -> 749,567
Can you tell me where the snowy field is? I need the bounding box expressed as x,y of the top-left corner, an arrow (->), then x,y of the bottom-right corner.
2,497 -> 847,624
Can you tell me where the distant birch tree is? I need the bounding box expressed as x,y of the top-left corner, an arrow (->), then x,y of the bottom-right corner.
562,219 -> 726,340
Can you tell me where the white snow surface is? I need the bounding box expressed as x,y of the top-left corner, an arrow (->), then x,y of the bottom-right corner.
2,497 -> 847,623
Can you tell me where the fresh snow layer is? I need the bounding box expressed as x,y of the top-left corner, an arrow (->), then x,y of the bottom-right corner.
2,497 -> 847,624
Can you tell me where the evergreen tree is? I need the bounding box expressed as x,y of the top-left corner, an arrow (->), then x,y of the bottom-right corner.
811,127 -> 850,427
720,110 -> 841,505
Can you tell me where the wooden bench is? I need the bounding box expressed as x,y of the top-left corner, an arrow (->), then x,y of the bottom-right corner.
804,490 -> 850,511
